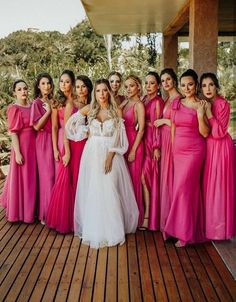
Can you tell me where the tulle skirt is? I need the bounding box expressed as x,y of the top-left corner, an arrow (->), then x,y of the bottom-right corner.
74,136 -> 139,248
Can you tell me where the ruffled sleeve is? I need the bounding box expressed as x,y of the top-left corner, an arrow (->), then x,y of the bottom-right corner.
30,99 -> 44,125
209,97 -> 230,139
7,105 -> 23,133
65,110 -> 89,141
108,119 -> 129,155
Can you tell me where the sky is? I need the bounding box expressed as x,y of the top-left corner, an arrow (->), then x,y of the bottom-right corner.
0,0 -> 86,38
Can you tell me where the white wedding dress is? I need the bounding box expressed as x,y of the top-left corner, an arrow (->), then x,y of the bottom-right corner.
66,111 -> 139,248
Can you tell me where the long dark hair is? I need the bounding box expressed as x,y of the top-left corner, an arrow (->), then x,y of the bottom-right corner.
160,68 -> 178,87
200,72 -> 220,89
34,72 -> 54,99
146,71 -> 161,96
53,69 -> 75,108
76,75 -> 93,104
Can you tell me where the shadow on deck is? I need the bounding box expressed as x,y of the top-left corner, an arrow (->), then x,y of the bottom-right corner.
0,179 -> 236,302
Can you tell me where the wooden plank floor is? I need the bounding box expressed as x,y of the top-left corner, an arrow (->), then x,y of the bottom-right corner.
0,179 -> 236,302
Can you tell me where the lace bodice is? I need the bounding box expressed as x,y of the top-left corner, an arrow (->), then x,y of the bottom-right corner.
65,111 -> 129,155
90,119 -> 116,137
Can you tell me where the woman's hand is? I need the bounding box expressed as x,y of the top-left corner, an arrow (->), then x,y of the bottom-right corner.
154,119 -> 163,127
204,101 -> 212,118
15,152 -> 24,165
128,150 -> 136,162
104,153 -> 114,174
153,148 -> 161,161
197,100 -> 206,118
62,152 -> 70,166
42,102 -> 51,113
54,149 -> 60,162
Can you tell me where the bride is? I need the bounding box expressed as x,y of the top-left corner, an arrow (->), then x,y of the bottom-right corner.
65,78 -> 139,248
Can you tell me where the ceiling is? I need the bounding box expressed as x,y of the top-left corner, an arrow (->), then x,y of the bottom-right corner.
81,0 -> 236,36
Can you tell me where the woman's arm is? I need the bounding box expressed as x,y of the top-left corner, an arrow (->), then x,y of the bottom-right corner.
62,102 -> 74,166
128,101 -> 145,162
33,102 -> 51,131
11,133 -> 23,165
153,101 -> 161,161
51,107 -> 59,161
197,101 -> 209,137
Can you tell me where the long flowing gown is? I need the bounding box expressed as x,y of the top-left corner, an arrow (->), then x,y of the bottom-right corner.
203,96 -> 236,240
164,98 -> 206,244
54,107 -> 66,175
46,107 -> 86,233
30,98 -> 55,221
0,104 -> 37,222
66,112 -> 139,248
142,95 -> 164,230
159,99 -> 175,231
123,104 -> 144,227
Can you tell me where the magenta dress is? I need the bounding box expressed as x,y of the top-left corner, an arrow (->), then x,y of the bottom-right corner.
0,104 -> 37,222
203,96 -> 236,240
123,103 -> 144,226
46,107 -> 86,233
54,107 -> 66,174
30,98 -> 55,222
159,101 -> 174,231
142,95 -> 164,230
164,98 -> 206,244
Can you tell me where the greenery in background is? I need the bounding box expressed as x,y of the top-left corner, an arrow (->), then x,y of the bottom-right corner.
0,19 -> 235,164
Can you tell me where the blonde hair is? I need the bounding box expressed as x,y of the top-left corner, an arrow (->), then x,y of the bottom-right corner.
88,79 -> 120,126
125,74 -> 143,97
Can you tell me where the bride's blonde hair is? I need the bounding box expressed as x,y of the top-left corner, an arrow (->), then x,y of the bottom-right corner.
88,79 -> 120,125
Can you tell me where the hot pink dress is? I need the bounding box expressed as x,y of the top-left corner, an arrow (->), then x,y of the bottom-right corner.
30,98 -> 55,222
54,107 -> 66,174
123,103 -> 144,226
0,104 -> 37,222
203,96 -> 236,240
159,99 -> 176,231
164,98 -> 206,244
142,95 -> 164,230
46,107 -> 86,233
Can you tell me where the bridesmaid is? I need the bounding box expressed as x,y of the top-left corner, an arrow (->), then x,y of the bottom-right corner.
164,69 -> 209,247
122,75 -> 145,227
200,72 -> 236,240
141,71 -> 164,230
30,72 -> 55,224
46,74 -> 93,233
0,80 -> 37,222
154,68 -> 181,231
108,71 -> 125,105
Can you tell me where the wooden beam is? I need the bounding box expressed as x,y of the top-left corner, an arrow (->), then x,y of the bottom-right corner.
163,0 -> 190,36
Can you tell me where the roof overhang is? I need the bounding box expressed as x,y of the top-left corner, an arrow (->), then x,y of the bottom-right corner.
81,0 -> 188,34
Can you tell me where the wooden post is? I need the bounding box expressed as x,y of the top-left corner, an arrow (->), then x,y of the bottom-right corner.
162,34 -> 178,72
189,0 -> 219,76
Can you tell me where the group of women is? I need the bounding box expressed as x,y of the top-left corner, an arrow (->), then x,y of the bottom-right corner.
0,67 -> 235,249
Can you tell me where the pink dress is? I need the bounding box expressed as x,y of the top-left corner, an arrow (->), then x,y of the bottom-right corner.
46,107 -> 86,233
54,107 -> 66,174
159,100 -> 175,231
30,98 -> 55,221
0,104 -> 37,222
142,95 -> 164,230
123,103 -> 144,226
203,96 -> 236,240
164,98 -> 206,244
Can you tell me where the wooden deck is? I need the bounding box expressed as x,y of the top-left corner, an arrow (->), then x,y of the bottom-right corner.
0,179 -> 236,302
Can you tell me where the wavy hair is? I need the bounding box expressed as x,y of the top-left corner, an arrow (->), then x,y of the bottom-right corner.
88,79 -> 119,126
34,72 -> 54,99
